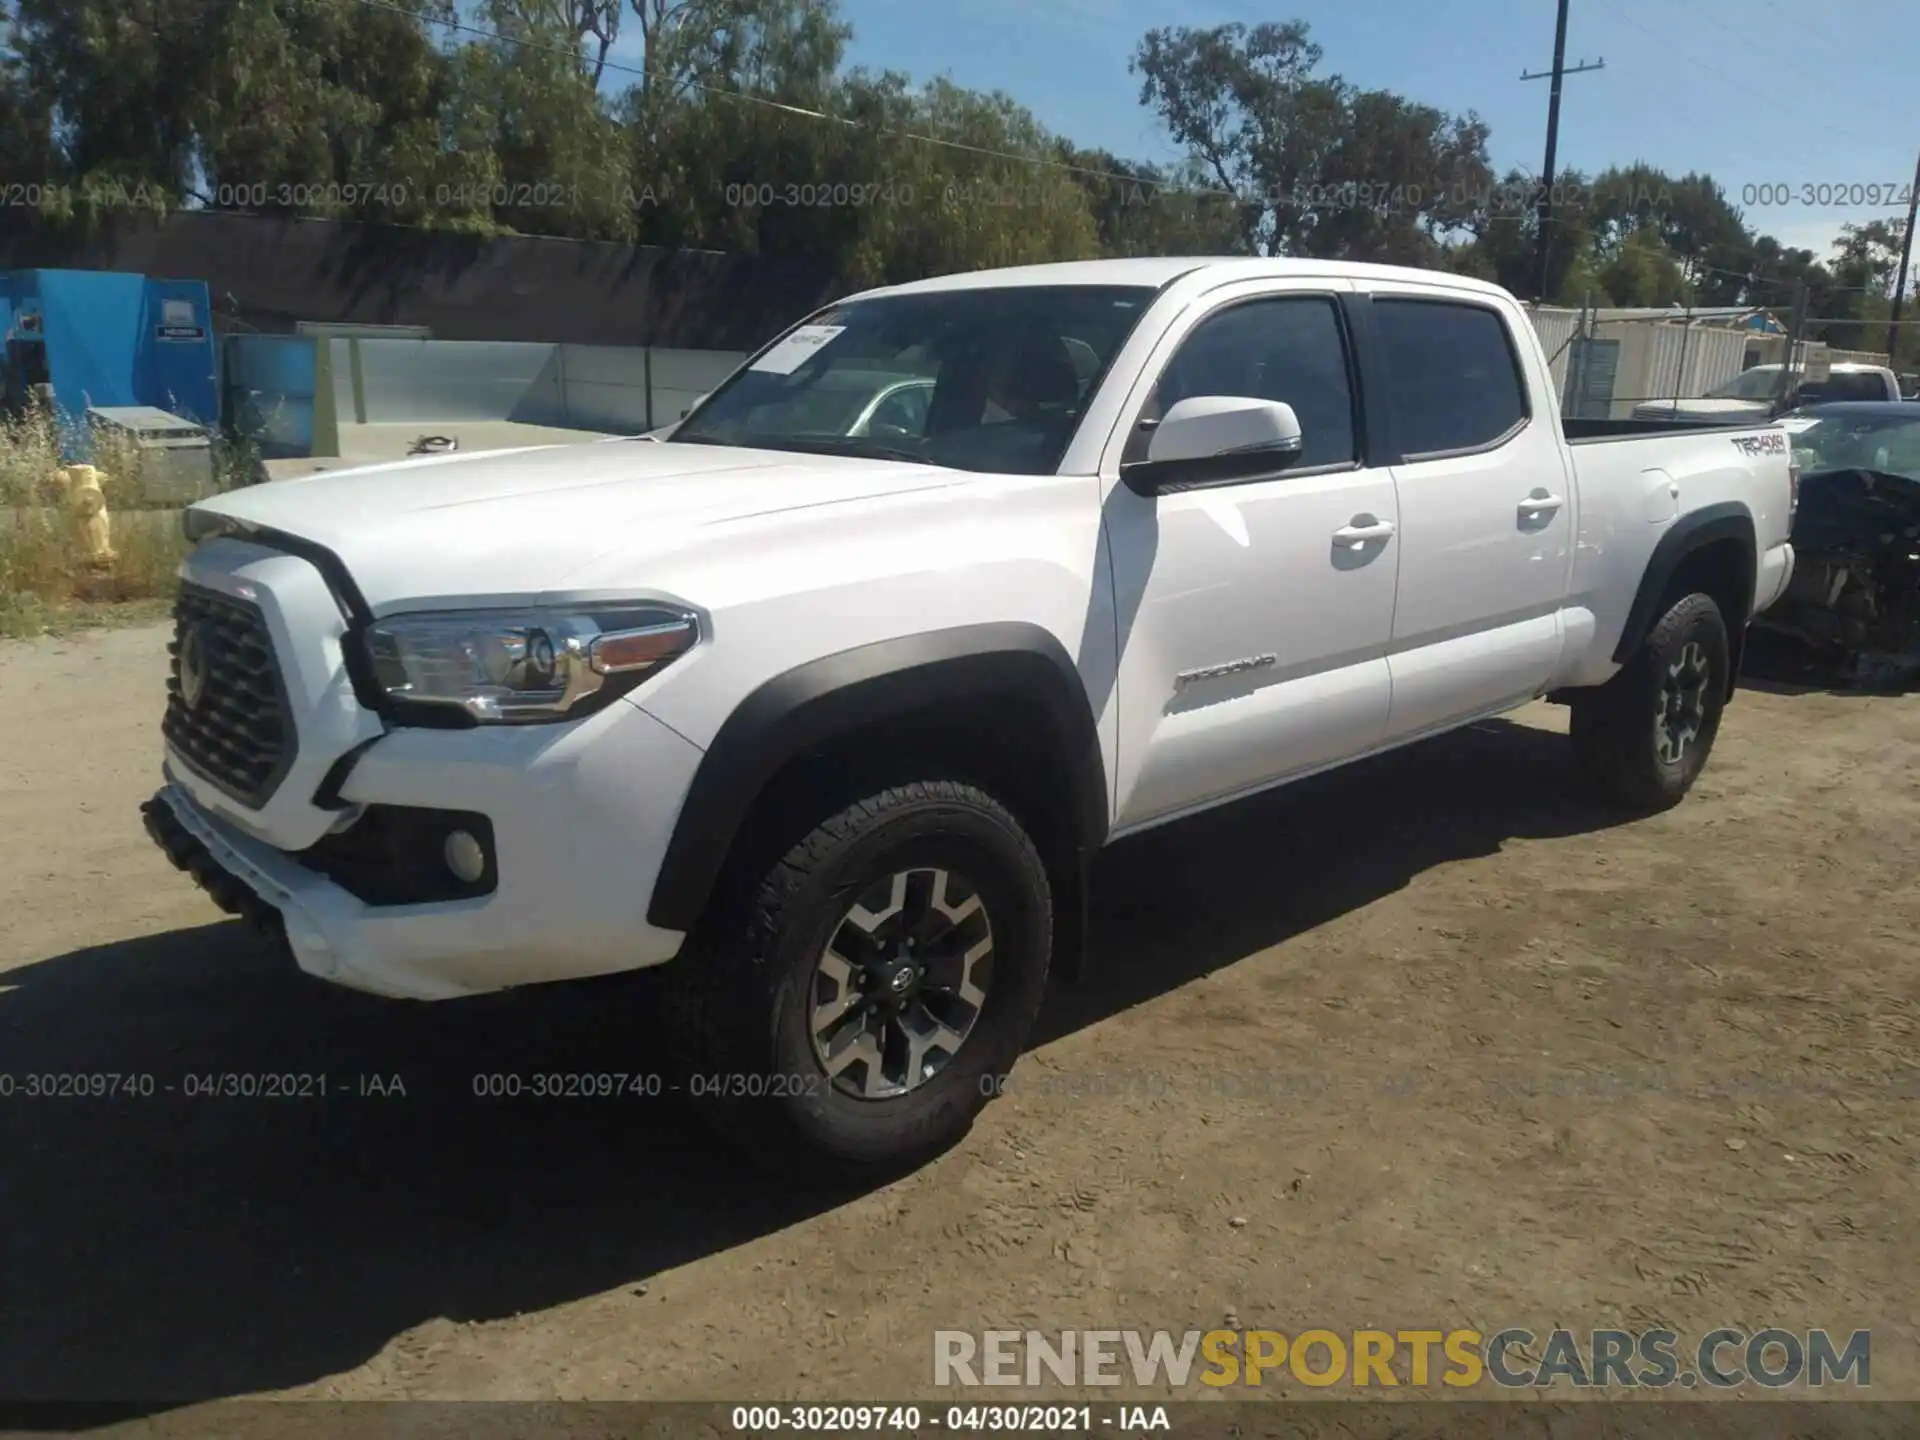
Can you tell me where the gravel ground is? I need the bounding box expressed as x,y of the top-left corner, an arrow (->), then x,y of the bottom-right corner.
1,622 -> 1914,1426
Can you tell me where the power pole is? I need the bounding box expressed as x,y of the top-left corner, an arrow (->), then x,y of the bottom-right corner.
1772,279 -> 1808,417
1886,149 -> 1920,367
1521,0 -> 1604,303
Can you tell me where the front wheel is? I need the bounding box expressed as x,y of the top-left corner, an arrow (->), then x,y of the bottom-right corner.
667,780 -> 1053,1173
1571,591 -> 1731,811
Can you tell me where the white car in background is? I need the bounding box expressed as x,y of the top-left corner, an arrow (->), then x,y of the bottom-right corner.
1634,362 -> 1903,424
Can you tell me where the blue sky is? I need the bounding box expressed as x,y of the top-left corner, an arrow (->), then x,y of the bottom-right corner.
813,0 -> 1915,262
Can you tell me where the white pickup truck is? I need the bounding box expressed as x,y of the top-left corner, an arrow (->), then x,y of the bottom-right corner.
144,258 -> 1797,1170
1632,361 -> 1904,423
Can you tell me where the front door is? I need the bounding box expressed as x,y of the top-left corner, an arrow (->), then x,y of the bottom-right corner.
1102,281 -> 1402,832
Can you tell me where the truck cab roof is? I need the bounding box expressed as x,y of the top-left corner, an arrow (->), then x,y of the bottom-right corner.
847,256 -> 1514,303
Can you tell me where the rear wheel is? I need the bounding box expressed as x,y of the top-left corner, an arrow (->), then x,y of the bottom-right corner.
667,779 -> 1052,1173
1571,591 -> 1731,811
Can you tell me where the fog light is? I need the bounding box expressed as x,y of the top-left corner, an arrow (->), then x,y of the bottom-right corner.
443,829 -> 487,884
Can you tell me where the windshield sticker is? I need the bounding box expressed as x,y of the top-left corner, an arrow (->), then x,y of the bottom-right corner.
752,324 -> 847,375
1776,417 -> 1820,434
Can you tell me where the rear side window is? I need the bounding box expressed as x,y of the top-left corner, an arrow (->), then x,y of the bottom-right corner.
1373,299 -> 1529,458
1798,373 -> 1888,404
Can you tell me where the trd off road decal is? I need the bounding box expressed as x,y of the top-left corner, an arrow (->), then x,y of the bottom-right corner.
1730,431 -> 1788,456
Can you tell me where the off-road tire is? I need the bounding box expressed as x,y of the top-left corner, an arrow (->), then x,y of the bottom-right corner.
1571,591 -> 1731,812
665,780 -> 1052,1174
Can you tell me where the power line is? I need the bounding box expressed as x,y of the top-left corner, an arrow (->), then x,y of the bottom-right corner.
1606,9 -> 1879,150
1748,0 -> 1855,58
350,0 -> 1895,276
1702,0 -> 1836,80
352,0 -> 1240,199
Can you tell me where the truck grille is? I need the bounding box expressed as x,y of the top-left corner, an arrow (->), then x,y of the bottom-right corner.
163,582 -> 294,805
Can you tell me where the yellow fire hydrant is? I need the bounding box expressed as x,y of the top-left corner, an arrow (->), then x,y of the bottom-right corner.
59,464 -> 116,571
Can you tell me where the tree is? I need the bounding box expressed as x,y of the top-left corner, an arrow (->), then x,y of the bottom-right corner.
2,0 -> 1903,316
1595,228 -> 1691,307
623,0 -> 847,154
5,0 -> 216,204
614,0 -> 851,253
1825,219 -> 1904,351
196,0 -> 476,220
495,0 -> 622,86
1297,89 -> 1491,264
1131,20 -> 1337,255
454,0 -> 635,239
1446,166 -> 1599,303
5,0 -> 488,229
1587,165 -> 1746,303
0,23 -> 62,209
1741,234 -> 1839,337
1055,148 -> 1243,258
1131,20 -> 1489,262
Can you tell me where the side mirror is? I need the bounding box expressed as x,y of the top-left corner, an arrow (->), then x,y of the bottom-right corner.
680,392 -> 709,420
1122,396 -> 1303,495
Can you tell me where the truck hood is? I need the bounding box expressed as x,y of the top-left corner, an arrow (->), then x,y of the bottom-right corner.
1633,398 -> 1769,418
192,439 -> 965,609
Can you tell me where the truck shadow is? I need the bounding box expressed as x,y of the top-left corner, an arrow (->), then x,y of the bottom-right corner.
0,716 -> 1626,1415
1042,714 -> 1627,1042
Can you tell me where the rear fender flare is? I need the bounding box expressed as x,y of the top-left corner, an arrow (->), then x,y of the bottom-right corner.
1612,501 -> 1756,666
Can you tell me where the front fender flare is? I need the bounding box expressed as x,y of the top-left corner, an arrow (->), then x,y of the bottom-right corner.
644,622 -> 1109,936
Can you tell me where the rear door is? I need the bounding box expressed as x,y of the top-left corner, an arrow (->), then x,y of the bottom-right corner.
1357,286 -> 1577,738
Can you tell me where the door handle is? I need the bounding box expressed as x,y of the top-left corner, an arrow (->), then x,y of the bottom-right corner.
1332,518 -> 1395,548
1519,492 -> 1565,517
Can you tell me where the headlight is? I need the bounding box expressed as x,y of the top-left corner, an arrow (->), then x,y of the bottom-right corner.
362,604 -> 699,724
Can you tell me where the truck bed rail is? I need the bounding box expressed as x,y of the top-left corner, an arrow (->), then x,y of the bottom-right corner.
1563,416 -> 1780,444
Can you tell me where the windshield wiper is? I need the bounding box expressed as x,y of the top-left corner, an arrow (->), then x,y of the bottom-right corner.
739,436 -> 948,467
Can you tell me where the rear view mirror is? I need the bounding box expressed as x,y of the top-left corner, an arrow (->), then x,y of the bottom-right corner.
1122,397 -> 1303,494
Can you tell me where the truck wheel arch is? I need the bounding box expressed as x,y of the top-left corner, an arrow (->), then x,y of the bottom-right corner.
644,622 -> 1110,936
1613,502 -> 1757,684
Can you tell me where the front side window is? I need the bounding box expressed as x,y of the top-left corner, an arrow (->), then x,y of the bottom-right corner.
1373,298 -> 1529,457
1130,295 -> 1359,471
673,285 -> 1156,475
856,382 -> 933,438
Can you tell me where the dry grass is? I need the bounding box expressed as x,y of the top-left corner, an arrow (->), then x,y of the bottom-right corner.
0,405 -> 259,640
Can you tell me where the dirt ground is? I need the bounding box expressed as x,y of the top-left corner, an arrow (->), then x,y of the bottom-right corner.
1,622 -> 1916,1421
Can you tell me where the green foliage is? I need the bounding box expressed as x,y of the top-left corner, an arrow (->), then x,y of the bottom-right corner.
0,0 -> 1901,345
1131,20 -> 1492,264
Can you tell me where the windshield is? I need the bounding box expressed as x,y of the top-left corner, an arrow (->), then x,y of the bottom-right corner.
1781,410 -> 1920,480
1706,369 -> 1783,400
672,285 -> 1156,474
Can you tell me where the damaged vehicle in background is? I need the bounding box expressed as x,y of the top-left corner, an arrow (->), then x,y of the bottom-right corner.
1761,402 -> 1920,687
